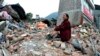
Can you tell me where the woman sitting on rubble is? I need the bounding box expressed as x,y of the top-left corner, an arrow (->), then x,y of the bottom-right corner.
52,13 -> 71,43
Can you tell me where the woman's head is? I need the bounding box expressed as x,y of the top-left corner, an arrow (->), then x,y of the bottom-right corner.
63,13 -> 69,20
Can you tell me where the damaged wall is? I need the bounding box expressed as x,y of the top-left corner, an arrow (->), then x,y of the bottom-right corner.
57,0 -> 82,26
57,0 -> 94,27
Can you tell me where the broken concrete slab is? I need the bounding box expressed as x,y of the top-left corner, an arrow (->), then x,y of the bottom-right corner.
0,21 -> 6,31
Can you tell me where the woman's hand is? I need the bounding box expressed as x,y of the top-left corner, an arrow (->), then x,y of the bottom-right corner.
51,31 -> 58,35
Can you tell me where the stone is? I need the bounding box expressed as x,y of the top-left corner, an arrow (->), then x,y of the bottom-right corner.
7,23 -> 19,30
0,32 -> 6,44
44,51 -> 57,56
8,45 -> 14,53
0,21 -> 6,31
2,48 -> 11,56
95,51 -> 100,56
97,40 -> 100,44
47,41 -> 53,46
63,48 -> 72,55
25,52 -> 34,56
0,49 -> 3,56
21,33 -> 28,37
85,48 -> 94,56
72,52 -> 81,56
53,41 -> 61,48
60,42 -> 66,50
12,54 -> 19,56
32,51 -> 42,56
44,53 -> 52,56
6,34 -> 14,40
96,45 -> 100,53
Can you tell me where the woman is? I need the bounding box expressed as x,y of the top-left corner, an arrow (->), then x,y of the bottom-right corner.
54,13 -> 71,43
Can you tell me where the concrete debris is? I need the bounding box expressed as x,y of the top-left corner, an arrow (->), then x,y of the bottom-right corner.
60,42 -> 66,50
0,32 -> 6,44
52,41 -> 61,48
72,52 -> 82,56
63,48 -> 72,55
0,21 -> 6,31
0,20 -> 99,56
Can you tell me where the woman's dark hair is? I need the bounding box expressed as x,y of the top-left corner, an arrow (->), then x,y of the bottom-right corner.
65,13 -> 69,19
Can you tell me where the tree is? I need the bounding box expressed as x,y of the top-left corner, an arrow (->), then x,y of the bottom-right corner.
26,13 -> 33,20
26,13 -> 33,23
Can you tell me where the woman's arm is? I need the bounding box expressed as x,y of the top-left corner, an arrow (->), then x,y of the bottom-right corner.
54,21 -> 70,31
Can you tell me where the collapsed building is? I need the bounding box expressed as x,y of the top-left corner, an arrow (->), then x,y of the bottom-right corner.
0,3 -> 26,22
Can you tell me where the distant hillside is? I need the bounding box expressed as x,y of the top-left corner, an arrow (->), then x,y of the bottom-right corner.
45,12 -> 58,20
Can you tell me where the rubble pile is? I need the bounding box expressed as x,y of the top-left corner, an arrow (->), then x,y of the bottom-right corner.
0,21 -> 100,56
0,24 -> 67,56
0,2 -> 99,56
71,25 -> 100,56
